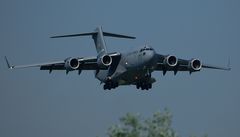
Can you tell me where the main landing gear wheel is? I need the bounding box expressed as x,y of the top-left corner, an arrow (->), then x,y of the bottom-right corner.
103,81 -> 119,90
136,82 -> 152,90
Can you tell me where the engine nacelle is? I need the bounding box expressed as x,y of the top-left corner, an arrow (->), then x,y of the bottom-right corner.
97,55 -> 112,68
64,57 -> 80,71
188,59 -> 202,71
163,55 -> 178,67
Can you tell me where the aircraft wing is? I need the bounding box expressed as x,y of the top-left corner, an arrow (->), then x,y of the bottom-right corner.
5,56 -> 64,69
154,54 -> 231,72
40,56 -> 99,71
4,56 -> 100,71
5,52 -> 121,72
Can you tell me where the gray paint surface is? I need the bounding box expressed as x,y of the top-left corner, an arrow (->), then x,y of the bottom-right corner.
0,0 -> 239,137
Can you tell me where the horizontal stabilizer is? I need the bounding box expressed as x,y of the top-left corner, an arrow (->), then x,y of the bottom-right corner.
50,27 -> 136,55
51,31 -> 136,39
103,32 -> 136,39
51,32 -> 96,38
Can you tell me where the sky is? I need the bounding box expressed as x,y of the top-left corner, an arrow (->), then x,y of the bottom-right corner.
0,0 -> 240,137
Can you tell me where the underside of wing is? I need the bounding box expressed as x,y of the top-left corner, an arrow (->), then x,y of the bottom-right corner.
154,54 -> 230,75
40,57 -> 99,71
202,64 -> 231,71
5,52 -> 121,74
5,56 -> 100,71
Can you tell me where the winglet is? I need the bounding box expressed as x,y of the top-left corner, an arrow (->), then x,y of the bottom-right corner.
227,57 -> 231,71
4,56 -> 14,69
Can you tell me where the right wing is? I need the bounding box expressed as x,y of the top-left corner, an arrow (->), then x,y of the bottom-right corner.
5,56 -> 99,71
5,52 -> 121,72
40,56 -> 99,71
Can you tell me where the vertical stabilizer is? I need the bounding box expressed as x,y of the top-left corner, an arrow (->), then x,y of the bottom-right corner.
92,27 -> 107,56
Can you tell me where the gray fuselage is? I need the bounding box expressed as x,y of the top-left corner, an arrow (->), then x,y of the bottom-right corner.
95,45 -> 157,85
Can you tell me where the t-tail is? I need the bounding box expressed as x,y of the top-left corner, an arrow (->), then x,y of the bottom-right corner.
51,26 -> 136,56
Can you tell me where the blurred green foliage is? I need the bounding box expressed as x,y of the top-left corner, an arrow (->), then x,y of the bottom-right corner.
107,109 -> 207,137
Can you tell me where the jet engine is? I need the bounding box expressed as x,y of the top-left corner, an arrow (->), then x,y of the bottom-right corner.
64,57 -> 80,71
163,55 -> 178,67
188,59 -> 202,71
97,55 -> 112,68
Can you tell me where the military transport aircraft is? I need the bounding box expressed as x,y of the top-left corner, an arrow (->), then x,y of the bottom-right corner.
5,27 -> 231,90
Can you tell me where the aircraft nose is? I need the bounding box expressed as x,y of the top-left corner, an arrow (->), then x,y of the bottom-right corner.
145,50 -> 155,62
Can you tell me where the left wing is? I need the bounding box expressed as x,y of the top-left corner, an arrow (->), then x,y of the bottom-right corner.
154,54 -> 230,74
202,63 -> 231,71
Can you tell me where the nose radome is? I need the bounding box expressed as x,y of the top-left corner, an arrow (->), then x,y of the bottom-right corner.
146,50 -> 155,61
149,50 -> 155,58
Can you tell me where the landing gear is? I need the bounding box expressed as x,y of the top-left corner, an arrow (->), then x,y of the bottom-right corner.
103,81 -> 119,90
136,82 -> 152,90
136,72 -> 153,90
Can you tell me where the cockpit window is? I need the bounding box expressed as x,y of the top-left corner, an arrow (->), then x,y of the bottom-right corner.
146,48 -> 153,50
140,47 -> 153,52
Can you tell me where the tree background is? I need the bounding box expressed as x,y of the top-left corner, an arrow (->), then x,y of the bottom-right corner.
107,109 -> 207,137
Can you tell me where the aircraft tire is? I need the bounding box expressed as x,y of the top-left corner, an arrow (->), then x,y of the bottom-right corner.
149,83 -> 152,89
136,83 -> 140,89
103,84 -> 107,90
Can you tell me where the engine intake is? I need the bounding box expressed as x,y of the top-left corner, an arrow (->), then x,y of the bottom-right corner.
102,55 -> 112,66
164,55 -> 178,67
189,59 -> 202,71
65,58 -> 79,71
98,55 -> 112,68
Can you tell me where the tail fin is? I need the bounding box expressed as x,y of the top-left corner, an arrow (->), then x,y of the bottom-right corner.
51,26 -> 136,55
92,27 -> 107,55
